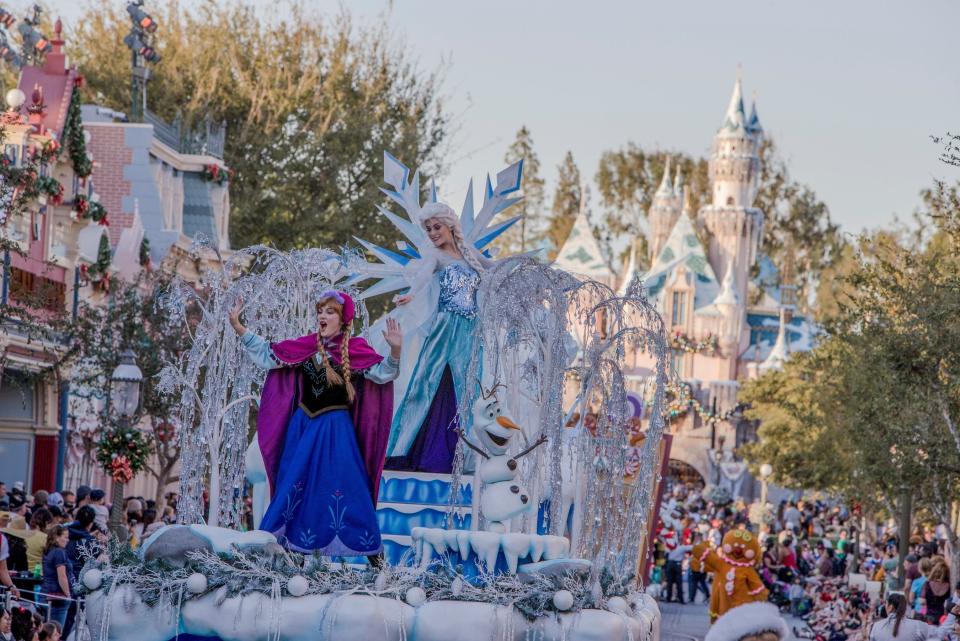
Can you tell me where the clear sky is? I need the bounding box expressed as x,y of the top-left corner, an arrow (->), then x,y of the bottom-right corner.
53,0 -> 959,235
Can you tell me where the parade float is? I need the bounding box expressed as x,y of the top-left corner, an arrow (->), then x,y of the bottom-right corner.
77,153 -> 669,641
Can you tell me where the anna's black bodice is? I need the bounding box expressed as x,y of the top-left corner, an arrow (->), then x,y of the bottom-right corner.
299,355 -> 356,417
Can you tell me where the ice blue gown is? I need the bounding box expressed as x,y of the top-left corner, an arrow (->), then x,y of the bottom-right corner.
385,260 -> 481,472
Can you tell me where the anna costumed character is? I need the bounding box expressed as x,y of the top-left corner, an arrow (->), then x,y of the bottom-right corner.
231,290 -> 402,556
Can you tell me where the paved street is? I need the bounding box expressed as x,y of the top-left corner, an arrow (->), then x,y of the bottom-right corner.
659,600 -> 805,641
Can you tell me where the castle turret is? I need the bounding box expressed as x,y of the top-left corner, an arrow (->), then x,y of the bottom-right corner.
699,74 -> 765,306
647,156 -> 683,262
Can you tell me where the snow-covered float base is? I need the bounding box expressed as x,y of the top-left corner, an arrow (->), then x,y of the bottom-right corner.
85,584 -> 661,641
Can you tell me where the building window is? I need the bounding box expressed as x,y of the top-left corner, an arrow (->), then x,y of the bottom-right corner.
4,145 -> 18,165
671,291 -> 686,326
726,196 -> 735,206
671,350 -> 685,376
10,267 -> 65,312
0,372 -> 35,420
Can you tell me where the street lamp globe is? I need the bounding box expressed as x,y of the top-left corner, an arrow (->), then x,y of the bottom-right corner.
111,349 -> 143,418
760,463 -> 773,479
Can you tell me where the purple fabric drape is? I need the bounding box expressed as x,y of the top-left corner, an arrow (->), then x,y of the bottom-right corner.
257,333 -> 392,503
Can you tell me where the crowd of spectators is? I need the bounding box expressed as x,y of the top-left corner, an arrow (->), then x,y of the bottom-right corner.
0,479 -> 178,640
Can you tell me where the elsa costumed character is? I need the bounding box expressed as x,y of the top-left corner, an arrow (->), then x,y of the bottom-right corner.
229,291 -> 402,556
353,152 -> 524,472
384,202 -> 492,472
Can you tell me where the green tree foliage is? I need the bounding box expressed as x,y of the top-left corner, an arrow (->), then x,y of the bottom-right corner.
742,180 -> 960,556
68,0 -> 450,253
497,126 -> 546,255
545,151 -> 583,260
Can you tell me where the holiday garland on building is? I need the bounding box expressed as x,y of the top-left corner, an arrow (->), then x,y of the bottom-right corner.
83,234 -> 113,290
62,85 -> 92,178
670,332 -> 718,354
139,237 -> 151,268
662,380 -> 746,424
201,163 -> 232,185
72,194 -> 108,224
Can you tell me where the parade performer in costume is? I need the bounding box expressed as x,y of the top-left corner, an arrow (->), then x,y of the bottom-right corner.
384,201 -> 492,472
691,528 -> 769,623
229,291 -> 402,556
352,153 -> 525,474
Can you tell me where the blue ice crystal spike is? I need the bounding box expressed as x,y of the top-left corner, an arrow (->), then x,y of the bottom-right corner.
474,216 -> 520,250
380,187 -> 409,211
353,237 -> 410,267
460,179 -> 475,237
357,275 -> 409,300
377,205 -> 423,246
493,196 -> 522,216
410,171 -> 421,208
485,174 -> 494,201
383,151 -> 409,191
495,160 -> 523,196
429,179 -> 438,204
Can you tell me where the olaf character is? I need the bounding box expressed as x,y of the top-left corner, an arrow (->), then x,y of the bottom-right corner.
460,385 -> 547,532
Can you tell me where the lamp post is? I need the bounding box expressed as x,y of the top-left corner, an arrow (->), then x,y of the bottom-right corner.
759,463 -> 773,506
108,349 -> 143,539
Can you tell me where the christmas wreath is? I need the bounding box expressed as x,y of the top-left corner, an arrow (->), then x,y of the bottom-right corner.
96,422 -> 150,483
34,175 -> 64,205
201,164 -> 232,186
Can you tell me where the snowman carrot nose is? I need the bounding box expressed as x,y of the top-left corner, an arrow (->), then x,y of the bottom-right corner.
496,416 -> 521,430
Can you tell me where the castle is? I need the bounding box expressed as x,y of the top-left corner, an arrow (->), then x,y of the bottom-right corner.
556,76 -> 813,496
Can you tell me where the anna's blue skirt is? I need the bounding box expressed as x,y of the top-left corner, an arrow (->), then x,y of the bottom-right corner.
259,407 -> 382,555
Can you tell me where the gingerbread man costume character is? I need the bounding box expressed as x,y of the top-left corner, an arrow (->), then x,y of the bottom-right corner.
691,529 -> 769,622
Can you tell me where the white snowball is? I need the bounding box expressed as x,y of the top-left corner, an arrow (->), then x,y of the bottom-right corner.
553,589 -> 574,611
82,568 -> 103,591
405,586 -> 427,607
186,573 -> 208,594
607,596 -> 628,614
286,575 -> 309,597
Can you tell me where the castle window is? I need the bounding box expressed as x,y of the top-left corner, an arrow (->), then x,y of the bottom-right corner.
726,196 -> 734,206
671,291 -> 686,326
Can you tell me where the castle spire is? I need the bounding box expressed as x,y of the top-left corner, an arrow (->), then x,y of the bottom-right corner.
713,258 -> 739,307
656,156 -> 672,196
672,165 -> 684,199
748,92 -> 762,133
722,76 -> 746,131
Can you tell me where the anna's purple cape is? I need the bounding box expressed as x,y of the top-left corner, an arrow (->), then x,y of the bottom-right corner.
257,333 -> 393,504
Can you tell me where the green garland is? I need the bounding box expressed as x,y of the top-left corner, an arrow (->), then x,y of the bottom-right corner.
72,194 -> 109,224
62,85 -> 92,178
670,332 -> 718,354
85,234 -> 113,285
201,163 -> 232,185
139,237 -> 151,267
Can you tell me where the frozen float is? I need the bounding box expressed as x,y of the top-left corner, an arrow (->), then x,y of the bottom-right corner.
78,153 -> 670,641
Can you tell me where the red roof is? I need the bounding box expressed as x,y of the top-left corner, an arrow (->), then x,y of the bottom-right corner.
16,21 -> 79,138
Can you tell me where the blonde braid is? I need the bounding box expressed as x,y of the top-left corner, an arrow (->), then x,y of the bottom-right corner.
340,321 -> 355,402
449,223 -> 484,274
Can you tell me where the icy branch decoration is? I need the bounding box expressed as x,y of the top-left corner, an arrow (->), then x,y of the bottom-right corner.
159,238 -> 356,527
443,257 -> 669,582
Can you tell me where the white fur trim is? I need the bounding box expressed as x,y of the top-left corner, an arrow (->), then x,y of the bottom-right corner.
704,602 -> 789,641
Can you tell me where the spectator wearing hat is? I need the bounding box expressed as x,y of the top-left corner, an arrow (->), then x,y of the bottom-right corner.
89,489 -> 108,530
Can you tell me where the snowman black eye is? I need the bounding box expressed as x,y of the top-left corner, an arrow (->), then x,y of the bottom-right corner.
510,485 -> 519,494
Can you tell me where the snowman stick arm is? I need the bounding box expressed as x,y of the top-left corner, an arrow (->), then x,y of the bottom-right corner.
514,434 -> 548,460
457,429 -> 490,460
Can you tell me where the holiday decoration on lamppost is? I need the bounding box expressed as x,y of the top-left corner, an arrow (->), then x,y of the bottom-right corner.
100,349 -> 146,540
